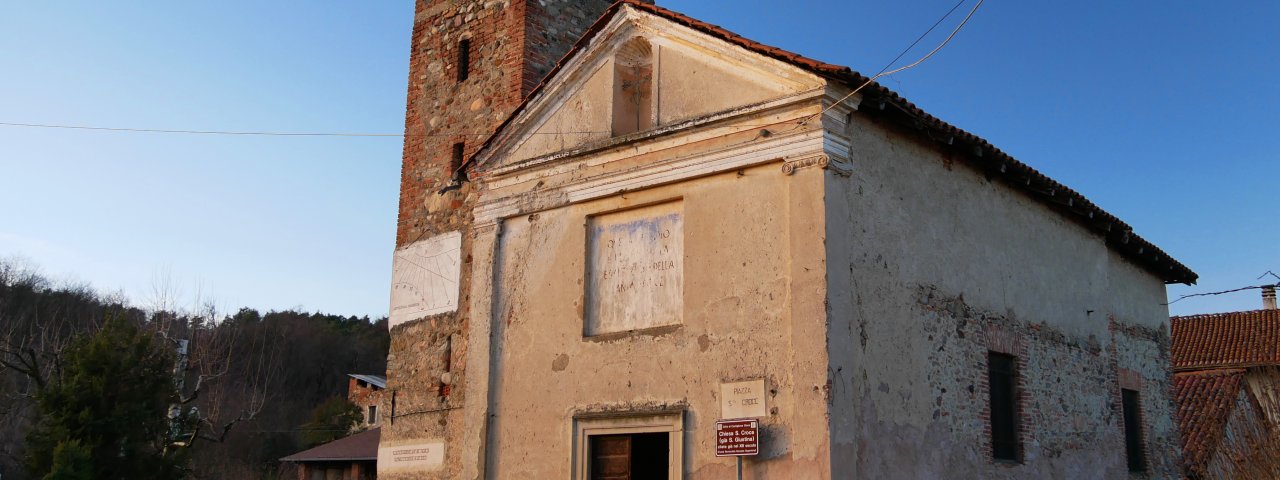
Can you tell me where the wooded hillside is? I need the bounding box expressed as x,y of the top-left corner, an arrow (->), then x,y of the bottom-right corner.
0,258 -> 388,479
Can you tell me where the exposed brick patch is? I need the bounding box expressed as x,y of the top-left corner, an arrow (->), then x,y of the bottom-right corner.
984,325 -> 1023,356
1118,368 -> 1143,391
916,285 -> 1181,477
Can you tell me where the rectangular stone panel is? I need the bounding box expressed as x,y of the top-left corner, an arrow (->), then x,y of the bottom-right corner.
389,231 -> 462,328
585,201 -> 683,336
377,440 -> 445,472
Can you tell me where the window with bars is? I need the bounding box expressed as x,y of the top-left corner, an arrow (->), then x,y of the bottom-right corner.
988,351 -> 1021,462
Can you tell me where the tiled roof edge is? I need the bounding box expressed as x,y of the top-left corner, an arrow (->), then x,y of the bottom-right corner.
1171,309 -> 1280,321
468,0 -> 1196,285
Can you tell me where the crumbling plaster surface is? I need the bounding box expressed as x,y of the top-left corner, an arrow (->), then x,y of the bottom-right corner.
823,111 -> 1181,478
479,159 -> 831,479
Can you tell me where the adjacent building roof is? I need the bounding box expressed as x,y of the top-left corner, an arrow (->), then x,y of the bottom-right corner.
280,427 -> 380,463
1171,309 -> 1280,371
468,0 -> 1195,285
1171,369 -> 1248,477
348,374 -> 387,389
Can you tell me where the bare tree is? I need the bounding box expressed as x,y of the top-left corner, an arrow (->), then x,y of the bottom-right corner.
0,258 -> 284,460
171,300 -> 283,447
0,257 -> 109,477
1207,367 -> 1280,479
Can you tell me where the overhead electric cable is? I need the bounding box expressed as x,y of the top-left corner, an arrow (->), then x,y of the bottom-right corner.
1,1 -> 983,140
0,121 -> 606,138
875,0 -> 969,78
800,0 -> 984,126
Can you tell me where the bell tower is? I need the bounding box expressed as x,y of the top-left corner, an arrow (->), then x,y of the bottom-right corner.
386,1 -> 614,478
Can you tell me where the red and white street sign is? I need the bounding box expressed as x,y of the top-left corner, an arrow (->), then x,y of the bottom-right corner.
715,419 -> 759,457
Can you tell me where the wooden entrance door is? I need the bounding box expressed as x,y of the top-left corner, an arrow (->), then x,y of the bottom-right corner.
590,435 -> 632,480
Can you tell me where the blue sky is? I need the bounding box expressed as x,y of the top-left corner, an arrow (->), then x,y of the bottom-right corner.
1,1 -> 1275,318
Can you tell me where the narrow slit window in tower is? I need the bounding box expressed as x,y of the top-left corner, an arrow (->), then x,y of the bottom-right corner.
457,39 -> 471,82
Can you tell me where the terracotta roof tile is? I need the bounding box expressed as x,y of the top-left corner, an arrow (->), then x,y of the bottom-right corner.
280,427 -> 379,462
1172,309 -> 1280,370
469,0 -> 1196,285
1171,369 -> 1247,477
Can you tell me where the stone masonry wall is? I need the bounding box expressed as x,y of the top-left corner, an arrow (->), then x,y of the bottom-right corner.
395,0 -> 615,253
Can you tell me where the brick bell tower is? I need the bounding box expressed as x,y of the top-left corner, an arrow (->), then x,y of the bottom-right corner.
386,0 -> 613,477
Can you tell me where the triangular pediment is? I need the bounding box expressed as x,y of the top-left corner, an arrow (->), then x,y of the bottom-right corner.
474,4 -> 826,172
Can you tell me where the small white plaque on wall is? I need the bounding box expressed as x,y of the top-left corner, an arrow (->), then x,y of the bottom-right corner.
585,201 -> 684,336
721,379 -> 767,419
389,231 -> 462,328
377,440 -> 445,472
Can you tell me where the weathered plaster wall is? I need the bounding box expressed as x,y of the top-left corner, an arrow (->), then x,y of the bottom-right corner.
653,47 -> 800,126
823,110 -> 1181,478
505,58 -> 615,164
481,160 -> 832,479
492,7 -> 823,169
468,80 -> 834,476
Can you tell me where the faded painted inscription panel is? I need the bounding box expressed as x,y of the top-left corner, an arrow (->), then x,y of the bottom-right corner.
389,231 -> 461,328
720,379 -> 767,419
585,201 -> 683,335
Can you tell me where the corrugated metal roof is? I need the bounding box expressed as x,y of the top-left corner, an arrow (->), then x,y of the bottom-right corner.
280,427 -> 380,462
348,374 -> 387,389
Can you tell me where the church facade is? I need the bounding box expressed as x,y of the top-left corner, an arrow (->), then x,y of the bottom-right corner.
382,1 -> 1194,478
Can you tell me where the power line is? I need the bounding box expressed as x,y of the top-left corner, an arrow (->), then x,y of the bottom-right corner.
874,0 -> 969,77
0,121 -> 606,138
1,2 -> 984,141
801,0 -> 984,126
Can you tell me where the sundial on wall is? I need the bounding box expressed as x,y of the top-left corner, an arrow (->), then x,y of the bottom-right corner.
389,231 -> 462,327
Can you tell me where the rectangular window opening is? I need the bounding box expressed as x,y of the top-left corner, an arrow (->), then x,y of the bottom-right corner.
988,351 -> 1021,463
457,39 -> 470,82
1122,388 -> 1147,473
367,405 -> 377,425
443,335 -> 453,373
589,432 -> 668,480
450,142 -> 465,181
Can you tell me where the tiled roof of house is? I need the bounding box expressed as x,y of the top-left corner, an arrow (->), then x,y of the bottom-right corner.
280,427 -> 380,462
1171,369 -> 1247,477
1171,309 -> 1280,371
468,0 -> 1195,285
